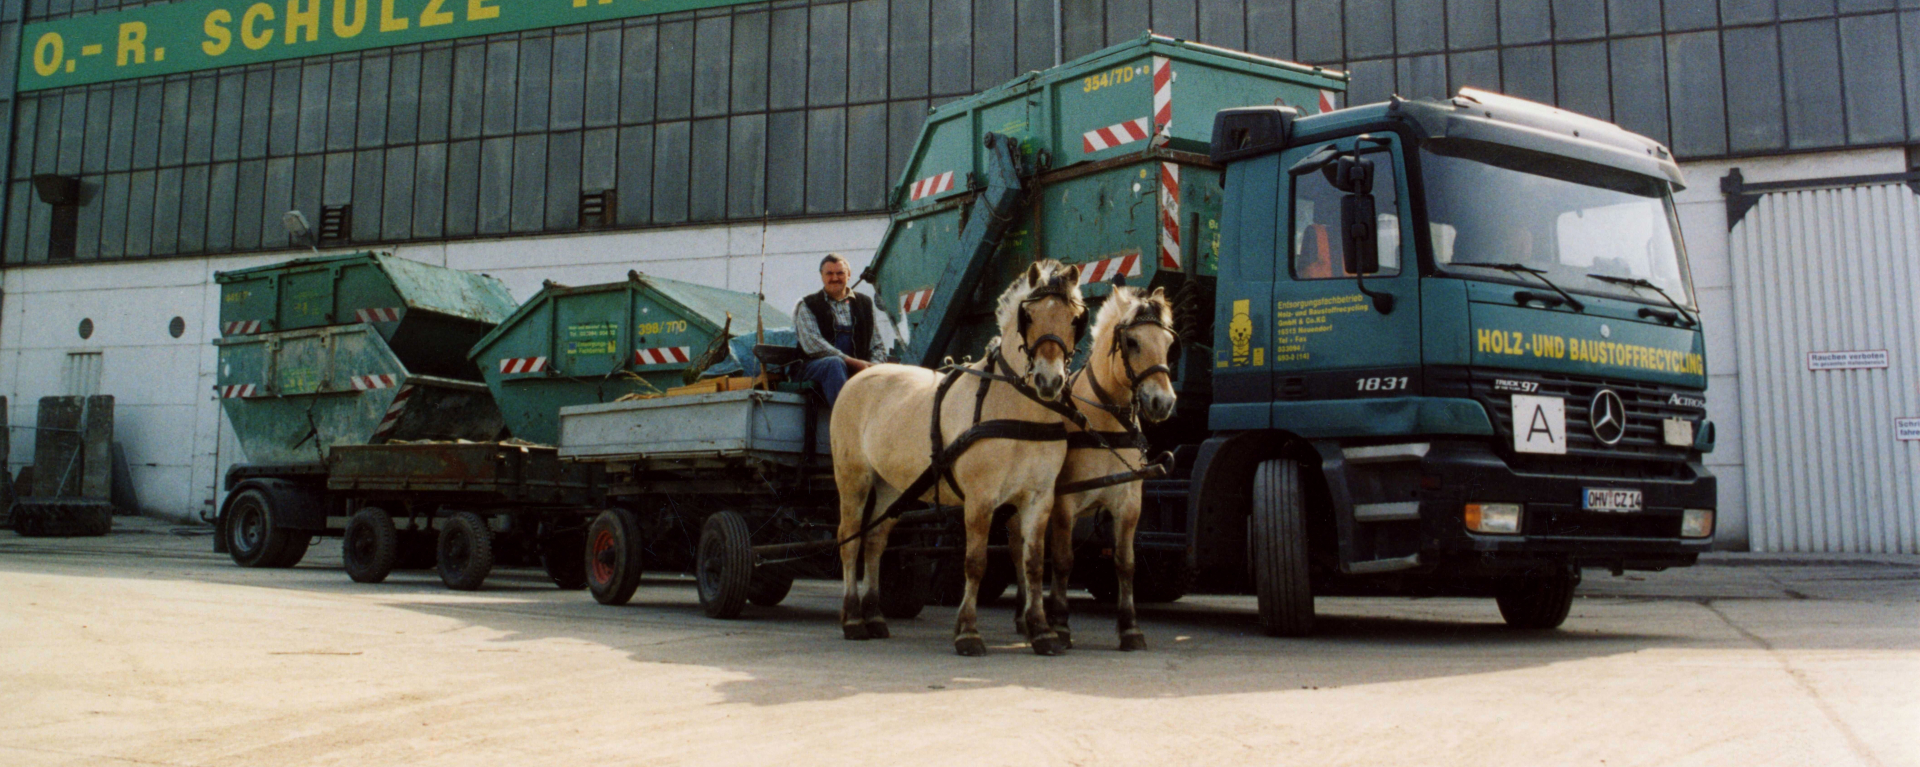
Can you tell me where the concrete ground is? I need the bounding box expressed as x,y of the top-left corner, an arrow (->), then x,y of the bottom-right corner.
2,518 -> 1915,767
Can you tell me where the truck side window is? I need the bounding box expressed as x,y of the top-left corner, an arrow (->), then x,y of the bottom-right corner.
1290,151 -> 1401,280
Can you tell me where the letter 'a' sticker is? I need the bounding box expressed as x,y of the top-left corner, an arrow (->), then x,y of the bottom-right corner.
1511,394 -> 1567,455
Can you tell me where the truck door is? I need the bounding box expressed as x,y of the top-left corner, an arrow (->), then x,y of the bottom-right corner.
1271,135 -> 1423,426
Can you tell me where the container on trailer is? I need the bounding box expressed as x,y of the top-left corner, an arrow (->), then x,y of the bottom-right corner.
212,253 -> 517,465
871,33 -> 1346,361
558,389 -> 827,465
216,251 -> 518,380
470,271 -> 791,445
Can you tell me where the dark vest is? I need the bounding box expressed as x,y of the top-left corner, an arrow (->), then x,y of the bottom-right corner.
802,291 -> 876,362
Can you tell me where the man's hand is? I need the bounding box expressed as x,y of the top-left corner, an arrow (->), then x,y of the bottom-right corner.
845,357 -> 872,373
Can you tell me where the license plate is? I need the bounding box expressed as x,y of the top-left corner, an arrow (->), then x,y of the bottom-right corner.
1583,488 -> 1643,512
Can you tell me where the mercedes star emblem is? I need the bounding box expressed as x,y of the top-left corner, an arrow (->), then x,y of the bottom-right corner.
1590,389 -> 1627,445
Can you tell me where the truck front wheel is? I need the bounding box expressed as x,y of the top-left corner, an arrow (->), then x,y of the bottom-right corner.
1495,566 -> 1580,630
1252,458 -> 1315,637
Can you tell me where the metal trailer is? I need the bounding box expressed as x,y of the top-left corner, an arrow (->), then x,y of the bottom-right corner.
555,389 -> 950,619
211,252 -> 607,590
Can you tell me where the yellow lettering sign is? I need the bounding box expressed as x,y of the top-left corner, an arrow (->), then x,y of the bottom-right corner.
333,0 -> 368,37
203,10 -> 234,55
469,0 -> 501,20
32,33 -> 64,77
379,0 -> 409,32
420,0 -> 455,26
241,3 -> 277,50
285,0 -> 321,43
117,22 -> 148,66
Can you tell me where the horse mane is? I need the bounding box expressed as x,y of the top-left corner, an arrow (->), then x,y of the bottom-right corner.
990,259 -> 1082,348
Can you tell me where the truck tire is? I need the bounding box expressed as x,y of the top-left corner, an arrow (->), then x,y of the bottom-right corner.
226,487 -> 298,569
1252,458 -> 1315,637
696,511 -> 753,619
541,525 -> 589,590
586,509 -> 644,605
1496,566 -> 1580,630
342,508 -> 399,584
879,551 -> 928,619
747,568 -> 795,607
437,512 -> 495,591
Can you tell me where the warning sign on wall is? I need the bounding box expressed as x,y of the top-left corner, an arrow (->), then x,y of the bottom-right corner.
1897,418 -> 1920,442
1807,350 -> 1890,370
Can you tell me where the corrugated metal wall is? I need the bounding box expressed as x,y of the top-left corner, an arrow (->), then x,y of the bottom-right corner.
1729,182 -> 1920,554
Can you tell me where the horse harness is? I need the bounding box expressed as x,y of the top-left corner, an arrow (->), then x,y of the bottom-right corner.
1056,306 -> 1180,495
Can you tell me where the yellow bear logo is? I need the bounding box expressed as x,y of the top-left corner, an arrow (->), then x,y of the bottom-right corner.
1229,299 -> 1253,360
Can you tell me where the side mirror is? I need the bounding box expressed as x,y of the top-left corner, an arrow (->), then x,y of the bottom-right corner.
1324,156 -> 1374,194
1341,192 -> 1379,275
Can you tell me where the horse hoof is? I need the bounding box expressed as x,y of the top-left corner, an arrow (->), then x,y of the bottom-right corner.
864,620 -> 891,640
1053,629 -> 1073,650
1030,633 -> 1067,656
954,636 -> 987,657
1119,631 -> 1148,652
843,623 -> 870,641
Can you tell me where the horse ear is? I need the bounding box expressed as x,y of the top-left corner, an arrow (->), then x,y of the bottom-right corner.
1151,286 -> 1166,301
1063,264 -> 1082,286
1026,262 -> 1042,287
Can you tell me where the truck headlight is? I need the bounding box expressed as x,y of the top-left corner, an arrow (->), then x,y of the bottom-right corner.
1681,509 -> 1715,539
1465,503 -> 1522,534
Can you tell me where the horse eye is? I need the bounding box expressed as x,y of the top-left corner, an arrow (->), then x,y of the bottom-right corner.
1125,338 -> 1140,352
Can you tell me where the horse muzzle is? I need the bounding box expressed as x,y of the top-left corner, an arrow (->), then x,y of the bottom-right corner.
1139,385 -> 1178,423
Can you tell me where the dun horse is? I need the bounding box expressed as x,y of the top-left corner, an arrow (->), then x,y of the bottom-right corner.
1021,286 -> 1179,651
831,260 -> 1087,656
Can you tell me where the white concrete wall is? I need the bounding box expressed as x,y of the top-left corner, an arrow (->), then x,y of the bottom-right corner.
1671,147 -> 1909,550
0,215 -> 888,523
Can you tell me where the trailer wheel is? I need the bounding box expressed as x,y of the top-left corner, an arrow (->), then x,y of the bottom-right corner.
696,511 -> 753,619
342,508 -> 399,584
879,551 -> 928,620
585,509 -> 643,605
226,488 -> 298,568
541,525 -> 588,590
437,512 -> 495,591
1252,458 -> 1315,637
1496,566 -> 1580,630
747,568 -> 795,607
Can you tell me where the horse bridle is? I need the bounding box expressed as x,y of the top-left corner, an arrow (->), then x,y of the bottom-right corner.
1014,275 -> 1088,364
1105,306 -> 1179,395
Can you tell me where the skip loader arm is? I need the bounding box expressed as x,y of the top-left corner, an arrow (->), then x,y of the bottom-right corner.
895,132 -> 1029,367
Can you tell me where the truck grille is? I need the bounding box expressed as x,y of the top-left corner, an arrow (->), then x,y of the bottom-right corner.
1429,367 -> 1706,474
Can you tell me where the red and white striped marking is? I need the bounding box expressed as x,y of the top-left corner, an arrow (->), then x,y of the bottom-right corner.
217,384 -> 258,399
498,357 -> 549,374
1158,162 -> 1182,271
356,307 -> 405,323
1318,90 -> 1338,114
908,171 -> 956,201
1077,252 -> 1143,285
371,385 -> 415,440
898,287 -> 935,315
633,346 -> 692,366
1082,117 -> 1151,154
222,320 -> 262,335
1152,56 -> 1173,133
351,374 -> 398,391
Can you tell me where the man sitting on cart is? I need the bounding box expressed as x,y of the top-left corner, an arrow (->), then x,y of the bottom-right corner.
793,253 -> 891,405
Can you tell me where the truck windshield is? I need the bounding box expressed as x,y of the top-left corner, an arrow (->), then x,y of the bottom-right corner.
1421,142 -> 1693,307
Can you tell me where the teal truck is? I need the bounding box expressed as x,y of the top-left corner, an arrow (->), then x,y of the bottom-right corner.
869,35 -> 1715,633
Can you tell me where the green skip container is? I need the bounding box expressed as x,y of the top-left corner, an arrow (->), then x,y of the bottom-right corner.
212,253 -> 519,465
469,271 -> 791,445
871,33 -> 1345,361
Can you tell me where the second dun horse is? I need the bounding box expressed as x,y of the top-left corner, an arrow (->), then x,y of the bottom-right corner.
831,260 -> 1088,656
1026,286 -> 1180,651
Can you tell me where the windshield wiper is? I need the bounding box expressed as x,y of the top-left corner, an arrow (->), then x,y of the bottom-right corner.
1450,262 -> 1586,312
1586,274 -> 1697,327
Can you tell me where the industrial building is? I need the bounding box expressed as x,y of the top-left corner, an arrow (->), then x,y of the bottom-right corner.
0,0 -> 1914,552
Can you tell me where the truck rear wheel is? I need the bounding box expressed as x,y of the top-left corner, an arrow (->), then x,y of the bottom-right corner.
343,508 -> 398,584
586,509 -> 644,605
1496,566 -> 1580,630
226,488 -> 298,569
437,512 -> 495,591
747,569 -> 795,607
696,511 -> 753,619
1252,458 -> 1315,637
